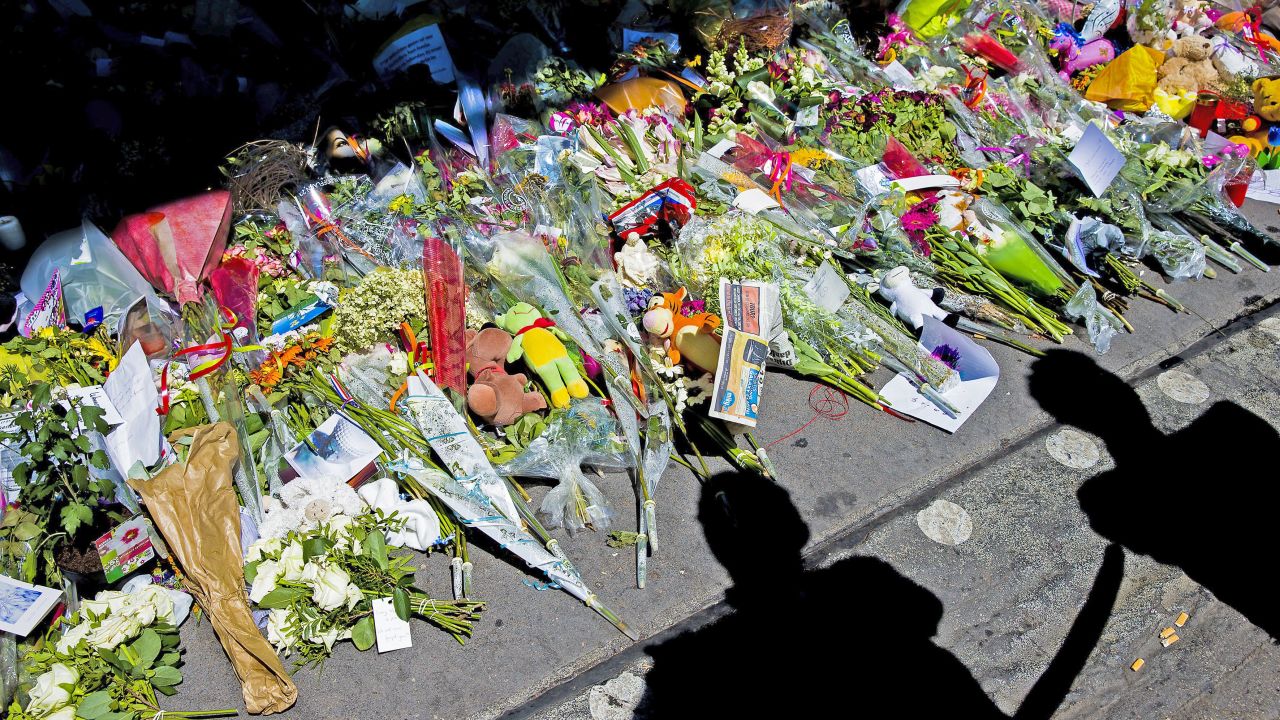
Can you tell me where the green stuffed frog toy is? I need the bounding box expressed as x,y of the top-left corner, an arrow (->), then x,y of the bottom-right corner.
494,302 -> 589,408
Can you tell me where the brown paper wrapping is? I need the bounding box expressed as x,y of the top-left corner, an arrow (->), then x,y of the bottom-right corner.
129,423 -> 298,715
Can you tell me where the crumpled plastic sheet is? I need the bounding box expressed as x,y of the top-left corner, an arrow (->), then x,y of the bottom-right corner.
497,398 -> 633,534
1063,216 -> 1126,277
1064,283 -> 1126,354
1146,229 -> 1206,280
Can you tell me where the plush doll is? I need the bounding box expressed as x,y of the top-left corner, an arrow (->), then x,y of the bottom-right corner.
876,266 -> 951,330
494,303 -> 589,408
464,327 -> 547,425
641,288 -> 721,373
1156,36 -> 1224,94
1229,77 -> 1280,155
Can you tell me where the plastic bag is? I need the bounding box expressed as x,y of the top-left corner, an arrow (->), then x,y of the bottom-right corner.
21,219 -> 156,327
1147,229 -> 1207,279
116,294 -> 183,360
1084,45 -> 1166,111
497,398 -> 632,533
1064,283 -> 1125,353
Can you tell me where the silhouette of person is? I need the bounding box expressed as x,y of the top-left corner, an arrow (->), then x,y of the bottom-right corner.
1029,349 -> 1280,641
642,471 -> 1124,719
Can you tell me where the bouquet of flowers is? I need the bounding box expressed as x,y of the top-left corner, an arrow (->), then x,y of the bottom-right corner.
245,511 -> 483,666
6,585 -> 231,720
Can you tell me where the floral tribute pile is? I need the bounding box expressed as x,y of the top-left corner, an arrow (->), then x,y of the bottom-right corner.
1,0 -> 1276,714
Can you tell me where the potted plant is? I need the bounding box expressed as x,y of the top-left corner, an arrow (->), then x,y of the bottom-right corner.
0,382 -> 122,587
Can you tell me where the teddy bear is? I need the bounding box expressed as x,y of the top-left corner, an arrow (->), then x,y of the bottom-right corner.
464,327 -> 547,425
494,303 -> 590,408
1228,77 -> 1280,155
1156,35 -> 1223,94
876,266 -> 951,331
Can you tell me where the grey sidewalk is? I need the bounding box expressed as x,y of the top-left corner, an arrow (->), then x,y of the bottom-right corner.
167,204 -> 1280,720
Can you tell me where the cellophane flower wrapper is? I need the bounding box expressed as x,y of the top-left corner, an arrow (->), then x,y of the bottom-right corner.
1065,282 -> 1125,353
792,7 -> 891,87
497,398 -> 632,533
209,256 -> 265,369
674,213 -> 883,370
475,230 -> 604,359
326,169 -> 426,270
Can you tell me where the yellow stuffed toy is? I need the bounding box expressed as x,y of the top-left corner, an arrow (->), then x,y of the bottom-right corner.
495,302 -> 590,408
1229,77 -> 1280,155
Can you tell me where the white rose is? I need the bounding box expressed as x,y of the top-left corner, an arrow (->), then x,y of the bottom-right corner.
131,585 -> 175,626
86,613 -> 142,650
44,707 -> 77,720
345,582 -> 364,610
81,591 -> 130,619
266,608 -> 298,652
245,536 -> 282,563
279,542 -> 305,582
746,80 -> 776,105
249,559 -> 281,603
306,564 -> 353,611
326,514 -> 354,551
26,663 -> 78,717
54,623 -> 91,654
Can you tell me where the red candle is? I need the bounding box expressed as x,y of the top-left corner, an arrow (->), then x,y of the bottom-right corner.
1188,93 -> 1219,139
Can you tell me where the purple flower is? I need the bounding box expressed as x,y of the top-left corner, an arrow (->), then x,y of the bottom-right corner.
932,344 -> 962,369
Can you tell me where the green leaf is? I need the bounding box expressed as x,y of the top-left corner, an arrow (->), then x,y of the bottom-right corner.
243,560 -> 260,585
393,588 -> 410,622
351,616 -> 375,651
98,648 -> 131,674
13,522 -> 41,541
302,536 -> 331,562
32,385 -> 52,408
256,586 -> 307,609
150,665 -> 182,687
158,651 -> 181,667
364,531 -> 388,571
72,463 -> 89,486
132,629 -> 161,668
60,503 -> 93,535
76,690 -> 114,719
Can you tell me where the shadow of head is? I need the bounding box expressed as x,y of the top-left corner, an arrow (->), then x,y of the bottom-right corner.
1028,349 -> 1152,441
699,472 -> 809,582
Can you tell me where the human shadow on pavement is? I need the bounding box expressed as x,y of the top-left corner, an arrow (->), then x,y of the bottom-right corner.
1029,349 -> 1280,642
641,472 -> 1124,719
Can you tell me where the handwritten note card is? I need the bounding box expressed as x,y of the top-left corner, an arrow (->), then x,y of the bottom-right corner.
1068,124 -> 1125,197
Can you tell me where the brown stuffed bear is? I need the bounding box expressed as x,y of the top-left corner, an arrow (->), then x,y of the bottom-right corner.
1156,36 -> 1223,94
465,327 -> 547,426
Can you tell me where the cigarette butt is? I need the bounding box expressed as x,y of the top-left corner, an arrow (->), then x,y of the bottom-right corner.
1160,627 -> 1176,639
1131,658 -> 1145,671
1175,612 -> 1189,627
1161,634 -> 1180,647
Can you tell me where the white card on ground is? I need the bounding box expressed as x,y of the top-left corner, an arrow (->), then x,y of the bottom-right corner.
891,175 -> 961,193
803,261 -> 851,312
879,317 -> 1000,433
0,575 -> 62,636
1067,124 -> 1125,197
372,597 -> 413,652
732,188 -> 780,215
